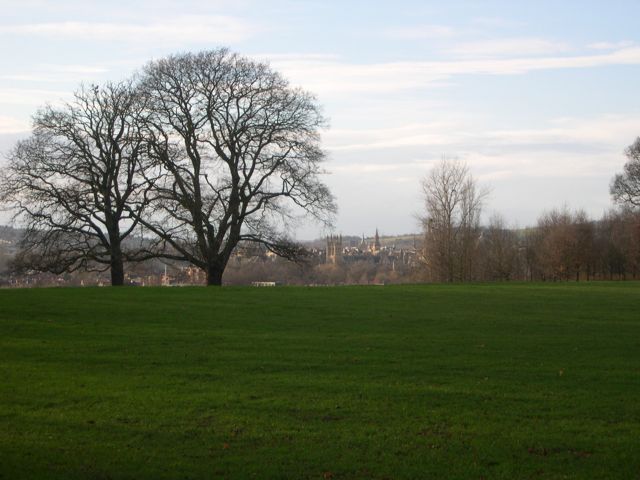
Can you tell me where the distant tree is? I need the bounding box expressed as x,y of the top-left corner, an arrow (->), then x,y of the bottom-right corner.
138,49 -> 336,285
0,242 -> 8,275
572,210 -> 596,281
480,214 -> 520,281
611,137 -> 640,209
0,82 -> 151,286
535,207 -> 593,281
346,260 -> 378,285
597,208 -> 640,280
522,227 -> 544,281
421,159 -> 488,282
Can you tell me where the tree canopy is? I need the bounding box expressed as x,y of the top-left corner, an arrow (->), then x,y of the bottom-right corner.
138,49 -> 336,285
0,49 -> 336,286
611,137 -> 640,209
0,82 -> 150,285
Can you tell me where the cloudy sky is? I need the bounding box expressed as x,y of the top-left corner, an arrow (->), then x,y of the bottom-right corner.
1,0 -> 639,239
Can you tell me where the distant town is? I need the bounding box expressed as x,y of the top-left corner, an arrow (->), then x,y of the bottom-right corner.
0,226 -> 423,287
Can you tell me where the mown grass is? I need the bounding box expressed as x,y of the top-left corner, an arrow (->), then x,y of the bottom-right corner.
0,283 -> 638,479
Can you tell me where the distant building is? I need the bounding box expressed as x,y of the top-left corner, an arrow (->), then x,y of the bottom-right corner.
372,228 -> 381,253
183,265 -> 205,284
323,230 -> 421,268
326,234 -> 343,264
160,265 -> 172,286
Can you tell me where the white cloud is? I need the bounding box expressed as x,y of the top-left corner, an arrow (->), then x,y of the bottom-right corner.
253,53 -> 341,62
333,163 -> 402,174
470,17 -> 523,29
324,114 -> 640,181
332,160 -> 430,174
448,38 -> 570,58
271,58 -> 442,94
327,114 -> 640,154
0,88 -> 70,106
588,41 -> 634,50
0,116 -> 30,134
273,45 -> 640,95
0,64 -> 109,83
43,64 -> 108,74
384,24 -> 458,40
486,115 -> 640,149
0,15 -> 255,45
325,122 -> 464,151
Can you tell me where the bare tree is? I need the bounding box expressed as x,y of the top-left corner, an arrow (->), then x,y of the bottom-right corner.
0,82 -> 151,286
421,159 -> 488,282
597,208 -> 640,280
138,49 -> 336,285
572,210 -> 596,281
611,137 -> 640,209
480,214 -> 520,281
535,207 -> 593,281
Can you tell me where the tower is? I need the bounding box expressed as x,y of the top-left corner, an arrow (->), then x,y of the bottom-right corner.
326,234 -> 343,264
373,228 -> 381,253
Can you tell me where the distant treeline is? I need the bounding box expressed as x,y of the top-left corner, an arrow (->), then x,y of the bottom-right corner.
447,207 -> 640,283
232,207 -> 640,286
1,206 -> 639,286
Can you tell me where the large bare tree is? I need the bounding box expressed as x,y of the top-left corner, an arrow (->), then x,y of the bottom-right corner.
611,137 -> 640,209
421,159 -> 488,282
0,82 -> 150,286
138,49 -> 335,285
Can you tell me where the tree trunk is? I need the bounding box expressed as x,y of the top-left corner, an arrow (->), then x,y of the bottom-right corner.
107,219 -> 125,286
206,268 -> 223,286
206,259 -> 225,286
110,247 -> 125,286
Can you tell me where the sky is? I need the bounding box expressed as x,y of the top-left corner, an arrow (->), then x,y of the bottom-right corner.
1,0 -> 639,239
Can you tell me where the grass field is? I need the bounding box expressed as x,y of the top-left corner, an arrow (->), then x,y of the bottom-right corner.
0,283 -> 639,479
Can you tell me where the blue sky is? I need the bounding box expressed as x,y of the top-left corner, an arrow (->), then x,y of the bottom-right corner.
1,0 -> 639,238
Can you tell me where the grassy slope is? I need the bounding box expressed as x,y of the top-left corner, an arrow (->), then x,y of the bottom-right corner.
0,283 -> 638,479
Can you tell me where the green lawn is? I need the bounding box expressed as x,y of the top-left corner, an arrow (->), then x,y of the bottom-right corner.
0,283 -> 639,479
